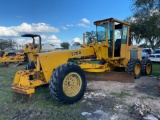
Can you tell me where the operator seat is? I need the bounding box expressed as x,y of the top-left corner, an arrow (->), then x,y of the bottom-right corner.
114,39 -> 121,57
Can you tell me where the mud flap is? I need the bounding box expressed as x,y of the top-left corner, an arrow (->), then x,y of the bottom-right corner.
85,71 -> 134,83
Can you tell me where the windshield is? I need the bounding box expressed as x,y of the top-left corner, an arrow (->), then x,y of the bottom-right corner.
96,22 -> 113,43
96,22 -> 114,57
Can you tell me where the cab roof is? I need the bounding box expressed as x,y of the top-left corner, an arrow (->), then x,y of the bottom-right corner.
21,34 -> 40,38
94,18 -> 130,26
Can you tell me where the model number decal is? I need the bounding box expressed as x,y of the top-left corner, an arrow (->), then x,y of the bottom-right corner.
71,51 -> 81,56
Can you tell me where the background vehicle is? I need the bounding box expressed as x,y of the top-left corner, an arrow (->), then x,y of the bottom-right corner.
0,50 -> 24,66
0,34 -> 42,66
11,18 -> 152,104
142,50 -> 149,59
142,48 -> 153,56
149,49 -> 160,62
0,34 -> 43,67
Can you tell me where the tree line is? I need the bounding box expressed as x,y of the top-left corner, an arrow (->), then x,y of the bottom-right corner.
126,0 -> 160,50
0,39 -> 17,50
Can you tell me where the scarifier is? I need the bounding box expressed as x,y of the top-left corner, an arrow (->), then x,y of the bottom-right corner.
11,18 -> 152,104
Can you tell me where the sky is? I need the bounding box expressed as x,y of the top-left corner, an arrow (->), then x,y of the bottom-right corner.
0,0 -> 133,48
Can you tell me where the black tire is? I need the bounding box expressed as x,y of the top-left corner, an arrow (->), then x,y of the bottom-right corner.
126,59 -> 142,79
141,58 -> 152,75
25,61 -> 35,70
49,63 -> 86,104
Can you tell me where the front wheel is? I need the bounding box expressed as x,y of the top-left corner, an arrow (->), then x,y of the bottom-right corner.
126,59 -> 142,79
49,63 -> 86,104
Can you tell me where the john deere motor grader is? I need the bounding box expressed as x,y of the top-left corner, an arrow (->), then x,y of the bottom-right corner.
11,18 -> 152,104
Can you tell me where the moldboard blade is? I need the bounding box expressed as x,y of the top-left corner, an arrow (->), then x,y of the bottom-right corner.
85,72 -> 134,83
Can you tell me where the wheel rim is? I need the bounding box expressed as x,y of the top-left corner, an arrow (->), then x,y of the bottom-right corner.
63,72 -> 82,97
146,63 -> 151,74
135,63 -> 141,75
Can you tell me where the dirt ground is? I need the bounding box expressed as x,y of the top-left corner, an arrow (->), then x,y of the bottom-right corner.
82,76 -> 160,120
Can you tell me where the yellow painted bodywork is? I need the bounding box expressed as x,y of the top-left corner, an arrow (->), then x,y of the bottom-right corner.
38,47 -> 95,82
12,70 -> 46,94
23,43 -> 43,62
12,18 -> 142,95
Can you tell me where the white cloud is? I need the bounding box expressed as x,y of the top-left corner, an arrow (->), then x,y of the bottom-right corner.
65,18 -> 90,29
40,35 -> 47,40
12,23 -> 59,33
62,27 -> 67,30
13,34 -> 62,48
66,24 -> 74,27
82,18 -> 90,24
0,23 -> 59,37
77,23 -> 89,28
73,37 -> 82,43
15,38 -> 32,45
0,27 -> 19,36
68,37 -> 82,46
45,35 -> 62,46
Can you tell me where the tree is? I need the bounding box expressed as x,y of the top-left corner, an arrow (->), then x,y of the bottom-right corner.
85,31 -> 96,44
60,42 -> 70,49
0,39 -> 17,50
127,0 -> 160,50
73,42 -> 81,46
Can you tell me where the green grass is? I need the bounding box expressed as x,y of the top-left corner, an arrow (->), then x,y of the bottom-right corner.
110,91 -> 132,98
0,63 -> 86,120
0,62 -> 159,119
151,62 -> 160,76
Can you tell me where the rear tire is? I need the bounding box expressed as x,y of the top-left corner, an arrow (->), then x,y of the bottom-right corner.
126,59 -> 142,79
49,63 -> 86,104
141,58 -> 152,75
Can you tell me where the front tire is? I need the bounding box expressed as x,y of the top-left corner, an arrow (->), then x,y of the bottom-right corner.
49,63 -> 86,104
126,59 -> 142,79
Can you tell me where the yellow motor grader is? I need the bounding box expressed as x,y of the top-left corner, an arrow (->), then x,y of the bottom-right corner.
11,18 -> 152,104
0,50 -> 25,67
0,34 -> 42,67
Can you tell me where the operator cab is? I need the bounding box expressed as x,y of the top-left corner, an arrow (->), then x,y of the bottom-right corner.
94,18 -> 131,58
